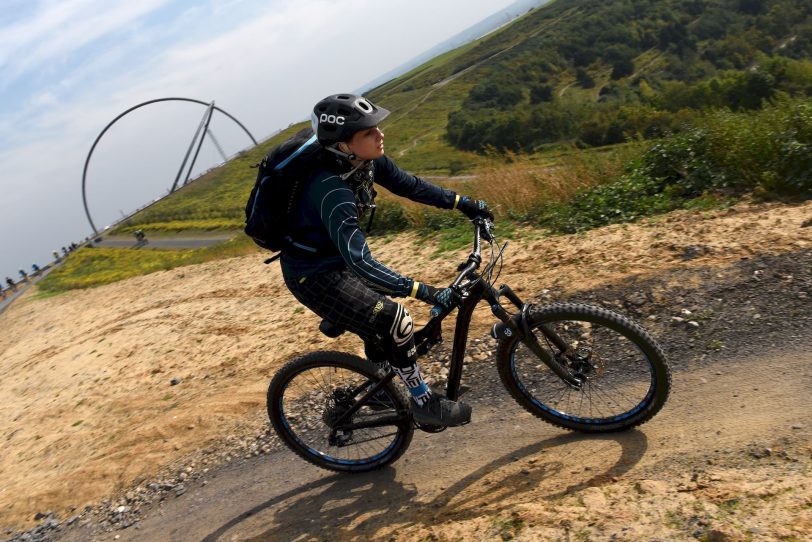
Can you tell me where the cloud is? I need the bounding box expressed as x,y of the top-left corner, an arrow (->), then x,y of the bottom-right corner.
0,0 -> 171,86
0,0 -> 519,278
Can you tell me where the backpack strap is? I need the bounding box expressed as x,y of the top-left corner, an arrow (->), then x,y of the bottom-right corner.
274,134 -> 318,171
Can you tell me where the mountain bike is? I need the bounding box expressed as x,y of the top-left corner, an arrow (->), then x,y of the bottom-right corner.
267,219 -> 671,472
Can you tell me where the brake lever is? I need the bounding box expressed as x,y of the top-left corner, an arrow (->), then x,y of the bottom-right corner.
480,219 -> 495,242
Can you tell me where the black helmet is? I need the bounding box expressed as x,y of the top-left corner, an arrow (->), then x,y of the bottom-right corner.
311,94 -> 390,147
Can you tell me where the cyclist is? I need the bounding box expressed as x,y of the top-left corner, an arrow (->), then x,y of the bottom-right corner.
5,277 -> 15,290
279,94 -> 493,427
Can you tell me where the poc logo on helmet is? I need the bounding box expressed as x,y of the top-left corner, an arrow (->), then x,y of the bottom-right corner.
319,114 -> 345,125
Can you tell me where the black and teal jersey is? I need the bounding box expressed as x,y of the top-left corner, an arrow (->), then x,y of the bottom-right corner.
280,155 -> 457,297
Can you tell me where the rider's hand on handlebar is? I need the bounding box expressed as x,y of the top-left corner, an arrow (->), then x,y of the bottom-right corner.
457,196 -> 494,221
416,284 -> 461,313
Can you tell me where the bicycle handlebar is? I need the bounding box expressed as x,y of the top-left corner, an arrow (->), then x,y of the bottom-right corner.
430,218 -> 494,317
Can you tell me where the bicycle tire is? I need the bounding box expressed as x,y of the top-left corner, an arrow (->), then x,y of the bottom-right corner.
496,303 -> 671,432
267,351 -> 414,472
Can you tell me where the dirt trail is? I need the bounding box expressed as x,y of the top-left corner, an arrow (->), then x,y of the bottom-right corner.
62,344 -> 812,542
1,200 -> 811,540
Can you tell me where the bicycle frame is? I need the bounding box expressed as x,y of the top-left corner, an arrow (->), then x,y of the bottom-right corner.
330,220 -> 582,434
413,219 -> 582,402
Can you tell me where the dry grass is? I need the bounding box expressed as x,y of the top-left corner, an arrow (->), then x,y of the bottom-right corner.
466,145 -> 638,219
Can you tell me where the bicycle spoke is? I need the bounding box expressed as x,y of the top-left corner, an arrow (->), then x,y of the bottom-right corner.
510,315 -> 656,424
278,364 -> 404,465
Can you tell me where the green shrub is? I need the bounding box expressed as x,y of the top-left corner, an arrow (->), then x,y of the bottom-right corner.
541,98 -> 812,233
369,198 -> 411,234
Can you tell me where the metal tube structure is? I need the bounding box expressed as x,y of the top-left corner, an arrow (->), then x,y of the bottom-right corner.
206,130 -> 229,163
182,102 -> 216,187
170,103 -> 213,193
81,97 -> 257,234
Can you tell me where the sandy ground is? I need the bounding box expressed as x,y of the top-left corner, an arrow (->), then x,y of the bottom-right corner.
1,199 -> 810,534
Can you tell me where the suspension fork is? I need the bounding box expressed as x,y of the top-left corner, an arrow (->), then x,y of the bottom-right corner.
487,284 -> 581,387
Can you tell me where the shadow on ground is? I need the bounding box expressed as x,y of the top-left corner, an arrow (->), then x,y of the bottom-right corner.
204,430 -> 648,541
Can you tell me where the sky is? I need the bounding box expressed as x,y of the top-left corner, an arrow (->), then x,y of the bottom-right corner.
0,0 -> 521,282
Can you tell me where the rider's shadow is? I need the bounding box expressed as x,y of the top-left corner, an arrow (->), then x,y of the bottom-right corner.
203,430 -> 647,541
203,467 -> 417,542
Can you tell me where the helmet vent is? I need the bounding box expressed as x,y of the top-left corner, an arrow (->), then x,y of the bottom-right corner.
355,98 -> 373,112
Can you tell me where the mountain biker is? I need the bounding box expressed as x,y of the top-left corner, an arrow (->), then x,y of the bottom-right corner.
279,94 -> 493,427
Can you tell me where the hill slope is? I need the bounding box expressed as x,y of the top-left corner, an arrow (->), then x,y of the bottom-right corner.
113,0 -> 812,237
1,199 -> 810,537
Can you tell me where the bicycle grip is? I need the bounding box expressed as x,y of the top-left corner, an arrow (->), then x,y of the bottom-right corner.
430,305 -> 444,318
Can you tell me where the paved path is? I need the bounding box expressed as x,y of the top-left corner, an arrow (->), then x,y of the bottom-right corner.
0,264 -> 59,315
92,235 -> 233,250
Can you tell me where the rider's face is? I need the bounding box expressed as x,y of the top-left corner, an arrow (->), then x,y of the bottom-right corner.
345,127 -> 385,160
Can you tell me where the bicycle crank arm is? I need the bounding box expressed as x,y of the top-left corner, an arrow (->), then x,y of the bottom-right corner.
336,415 -> 409,432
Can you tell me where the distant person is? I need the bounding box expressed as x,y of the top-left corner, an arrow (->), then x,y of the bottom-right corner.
31,264 -> 41,275
273,94 -> 493,426
52,250 -> 61,263
61,246 -> 68,256
5,277 -> 15,290
18,269 -> 28,282
134,229 -> 147,245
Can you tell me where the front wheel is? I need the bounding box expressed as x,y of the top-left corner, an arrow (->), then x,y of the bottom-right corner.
497,303 -> 671,432
267,351 -> 414,472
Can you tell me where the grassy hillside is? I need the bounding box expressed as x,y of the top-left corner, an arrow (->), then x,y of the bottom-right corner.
77,0 -> 810,295
117,0 -> 811,233
112,123 -> 308,235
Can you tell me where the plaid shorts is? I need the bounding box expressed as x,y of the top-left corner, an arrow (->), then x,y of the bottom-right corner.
283,268 -> 413,367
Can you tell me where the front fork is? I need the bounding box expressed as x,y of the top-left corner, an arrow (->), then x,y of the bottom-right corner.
488,285 -> 583,388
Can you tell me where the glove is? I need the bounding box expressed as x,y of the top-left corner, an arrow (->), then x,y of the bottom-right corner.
457,196 -> 494,221
416,283 -> 460,314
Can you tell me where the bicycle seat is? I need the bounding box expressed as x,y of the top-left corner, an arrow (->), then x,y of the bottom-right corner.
319,319 -> 346,338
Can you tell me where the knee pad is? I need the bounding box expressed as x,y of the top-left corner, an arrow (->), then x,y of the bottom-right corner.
390,304 -> 414,347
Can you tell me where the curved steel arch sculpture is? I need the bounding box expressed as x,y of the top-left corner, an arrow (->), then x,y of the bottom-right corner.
81,97 -> 258,234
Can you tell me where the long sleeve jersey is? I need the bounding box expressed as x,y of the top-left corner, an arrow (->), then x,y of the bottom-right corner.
279,155 -> 457,297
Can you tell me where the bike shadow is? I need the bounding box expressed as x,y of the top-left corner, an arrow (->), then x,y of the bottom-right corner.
203,429 -> 647,541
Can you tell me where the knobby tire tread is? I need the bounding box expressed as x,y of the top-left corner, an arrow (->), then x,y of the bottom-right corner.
496,303 -> 671,433
267,351 -> 414,473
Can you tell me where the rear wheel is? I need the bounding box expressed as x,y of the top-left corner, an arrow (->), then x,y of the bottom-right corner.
497,303 -> 671,432
267,351 -> 413,472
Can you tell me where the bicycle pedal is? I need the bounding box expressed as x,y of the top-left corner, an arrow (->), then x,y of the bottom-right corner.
414,422 -> 447,433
